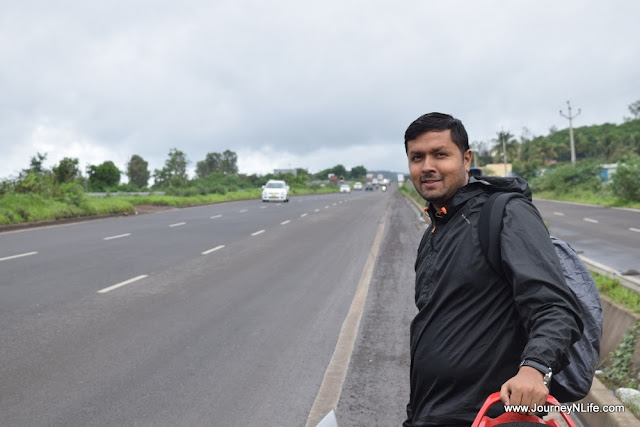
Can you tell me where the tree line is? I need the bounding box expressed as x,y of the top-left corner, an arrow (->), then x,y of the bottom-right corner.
1,146 -> 370,199
469,101 -> 640,201
471,101 -> 640,178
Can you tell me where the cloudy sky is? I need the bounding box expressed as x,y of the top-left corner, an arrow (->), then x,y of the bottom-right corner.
1,0 -> 638,181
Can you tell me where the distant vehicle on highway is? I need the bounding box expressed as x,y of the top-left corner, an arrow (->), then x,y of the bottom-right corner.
353,182 -> 363,190
339,184 -> 351,193
365,182 -> 374,191
262,180 -> 290,202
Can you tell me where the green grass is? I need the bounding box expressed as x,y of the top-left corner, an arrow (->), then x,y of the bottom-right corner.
0,193 -> 89,224
397,182 -> 425,207
535,189 -> 640,209
0,185 -> 340,226
593,273 -> 640,312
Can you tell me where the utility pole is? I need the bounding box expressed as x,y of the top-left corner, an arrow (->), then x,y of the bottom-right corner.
501,132 -> 508,177
559,100 -> 581,165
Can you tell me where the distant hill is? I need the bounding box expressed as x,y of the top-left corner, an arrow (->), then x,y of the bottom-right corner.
525,119 -> 640,163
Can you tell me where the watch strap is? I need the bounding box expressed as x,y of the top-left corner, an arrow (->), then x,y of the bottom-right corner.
519,359 -> 552,386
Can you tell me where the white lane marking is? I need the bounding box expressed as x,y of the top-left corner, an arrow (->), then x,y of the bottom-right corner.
0,251 -> 38,262
240,209 -> 248,213
104,233 -> 131,240
210,215 -> 222,219
260,206 -> 267,209
584,218 -> 599,223
630,228 -> 640,233
251,230 -> 265,236
202,245 -> 225,255
314,209 -> 320,212
333,203 -> 337,206
324,206 -> 330,209
301,213 -> 308,217
98,275 -> 148,294
553,212 -> 565,216
281,220 -> 291,225
169,222 -> 186,227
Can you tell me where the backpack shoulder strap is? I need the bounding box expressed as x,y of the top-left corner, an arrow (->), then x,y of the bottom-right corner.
479,192 -> 527,274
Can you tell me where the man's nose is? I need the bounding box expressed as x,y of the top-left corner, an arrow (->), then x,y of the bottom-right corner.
421,157 -> 435,173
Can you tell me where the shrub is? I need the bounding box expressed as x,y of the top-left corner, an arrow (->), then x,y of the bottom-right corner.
611,155 -> 640,201
54,182 -> 87,207
530,161 -> 602,194
14,172 -> 55,195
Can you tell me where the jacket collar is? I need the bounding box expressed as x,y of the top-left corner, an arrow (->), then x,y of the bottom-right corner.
424,176 -> 531,223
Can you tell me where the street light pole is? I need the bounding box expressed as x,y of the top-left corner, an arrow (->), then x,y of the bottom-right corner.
559,101 -> 581,165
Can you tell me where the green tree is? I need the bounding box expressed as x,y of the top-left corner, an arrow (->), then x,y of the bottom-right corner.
126,154 -> 150,189
196,152 -> 222,178
491,131 -> 519,164
349,165 -> 367,179
331,164 -> 347,178
470,141 -> 493,166
153,148 -> 189,188
52,157 -> 81,184
22,152 -> 49,175
220,150 -> 238,175
88,161 -> 121,191
597,134 -> 625,162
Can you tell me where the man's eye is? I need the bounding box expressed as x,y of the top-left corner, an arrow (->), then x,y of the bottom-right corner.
411,155 -> 422,161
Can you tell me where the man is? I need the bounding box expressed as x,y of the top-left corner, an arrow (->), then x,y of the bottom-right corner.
403,113 -> 583,426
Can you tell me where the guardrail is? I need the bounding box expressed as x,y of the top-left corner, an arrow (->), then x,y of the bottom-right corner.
580,256 -> 640,293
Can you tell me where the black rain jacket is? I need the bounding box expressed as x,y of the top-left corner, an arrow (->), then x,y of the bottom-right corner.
404,177 -> 583,427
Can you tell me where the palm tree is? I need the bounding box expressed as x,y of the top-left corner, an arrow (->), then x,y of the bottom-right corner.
491,131 -> 519,176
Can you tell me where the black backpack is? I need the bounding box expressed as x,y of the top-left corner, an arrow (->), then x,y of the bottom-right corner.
478,191 -> 603,403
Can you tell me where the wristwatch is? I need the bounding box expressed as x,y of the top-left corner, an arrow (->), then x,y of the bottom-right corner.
519,359 -> 553,387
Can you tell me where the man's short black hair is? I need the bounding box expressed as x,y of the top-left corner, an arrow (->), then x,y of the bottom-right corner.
404,112 -> 469,154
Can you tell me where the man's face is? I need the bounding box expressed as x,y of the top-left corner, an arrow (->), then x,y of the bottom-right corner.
406,130 -> 471,210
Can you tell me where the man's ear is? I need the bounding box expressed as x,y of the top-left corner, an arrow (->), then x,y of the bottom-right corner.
464,149 -> 472,171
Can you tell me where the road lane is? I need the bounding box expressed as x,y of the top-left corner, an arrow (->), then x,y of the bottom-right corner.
0,190 -> 391,426
533,199 -> 640,274
0,193 -> 370,309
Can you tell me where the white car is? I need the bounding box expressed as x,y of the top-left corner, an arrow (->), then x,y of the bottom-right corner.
339,184 -> 351,193
353,182 -> 363,190
262,180 -> 290,202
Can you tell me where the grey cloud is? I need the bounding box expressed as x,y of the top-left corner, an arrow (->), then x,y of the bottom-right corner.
1,0 -> 639,178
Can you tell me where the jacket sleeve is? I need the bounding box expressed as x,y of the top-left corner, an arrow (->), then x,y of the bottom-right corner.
499,198 -> 584,373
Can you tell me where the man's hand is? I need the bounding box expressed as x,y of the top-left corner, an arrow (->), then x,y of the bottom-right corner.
500,366 -> 549,412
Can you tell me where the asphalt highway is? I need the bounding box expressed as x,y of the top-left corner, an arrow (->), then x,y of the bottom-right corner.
1,189 -> 635,426
533,199 -> 640,275
0,190 -> 391,426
